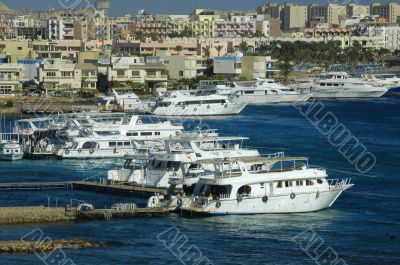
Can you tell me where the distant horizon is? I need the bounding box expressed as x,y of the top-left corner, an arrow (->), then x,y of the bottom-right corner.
1,0 -> 395,17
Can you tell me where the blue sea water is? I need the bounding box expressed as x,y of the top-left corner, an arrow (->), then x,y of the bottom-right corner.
0,99 -> 399,265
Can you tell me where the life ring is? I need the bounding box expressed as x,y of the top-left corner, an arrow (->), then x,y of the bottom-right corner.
77,148 -> 82,153
262,196 -> 268,203
176,198 -> 183,207
172,172 -> 177,177
216,201 -> 221,208
89,149 -> 95,154
290,192 -> 296,200
207,105 -> 210,109
65,149 -> 70,155
182,106 -> 185,110
224,104 -> 228,108
237,194 -> 243,202
194,108 -> 197,111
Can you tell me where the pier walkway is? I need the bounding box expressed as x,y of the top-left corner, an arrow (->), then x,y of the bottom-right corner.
0,181 -> 168,196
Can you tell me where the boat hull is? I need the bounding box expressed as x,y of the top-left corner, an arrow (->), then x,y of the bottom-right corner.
0,153 -> 24,161
232,93 -> 312,104
182,187 -> 351,215
152,103 -> 246,116
312,89 -> 387,98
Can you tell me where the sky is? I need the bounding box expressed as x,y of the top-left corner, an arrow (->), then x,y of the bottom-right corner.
2,0 -> 386,16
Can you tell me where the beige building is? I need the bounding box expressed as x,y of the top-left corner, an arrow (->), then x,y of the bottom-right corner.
241,56 -> 267,80
157,51 -> 207,79
281,4 -> 308,31
38,59 -> 97,92
0,64 -> 24,96
327,4 -> 347,26
347,4 -> 370,17
0,40 -> 36,63
107,57 -> 168,85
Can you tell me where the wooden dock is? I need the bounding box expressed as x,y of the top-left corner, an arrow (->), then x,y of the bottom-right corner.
0,181 -> 168,197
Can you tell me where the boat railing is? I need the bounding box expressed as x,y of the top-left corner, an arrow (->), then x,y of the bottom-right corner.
194,194 -> 230,206
262,152 -> 285,158
328,178 -> 352,190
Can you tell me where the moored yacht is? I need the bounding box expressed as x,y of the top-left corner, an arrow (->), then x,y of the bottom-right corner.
56,132 -> 148,159
195,79 -> 312,104
299,72 -> 388,98
151,91 -> 246,116
178,156 -> 353,215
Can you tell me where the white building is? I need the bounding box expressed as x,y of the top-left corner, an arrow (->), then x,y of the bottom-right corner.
213,53 -> 242,77
48,19 -> 75,40
367,25 -> 400,51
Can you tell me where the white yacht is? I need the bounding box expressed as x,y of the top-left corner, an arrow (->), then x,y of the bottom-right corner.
107,132 -> 260,188
99,90 -> 148,112
151,91 -> 246,116
0,133 -> 23,161
64,114 -> 183,140
179,157 -> 353,215
298,72 -> 388,98
56,132 -> 148,159
195,79 -> 312,104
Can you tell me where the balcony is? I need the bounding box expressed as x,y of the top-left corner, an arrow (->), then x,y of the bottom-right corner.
144,74 -> 168,81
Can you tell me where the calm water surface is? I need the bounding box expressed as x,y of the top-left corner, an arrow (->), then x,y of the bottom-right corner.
0,99 -> 399,265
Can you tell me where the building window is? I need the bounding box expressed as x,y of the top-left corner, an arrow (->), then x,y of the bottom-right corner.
132,71 -> 140,76
179,71 -> 183,77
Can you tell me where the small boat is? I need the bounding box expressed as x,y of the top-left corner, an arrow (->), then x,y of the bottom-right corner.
0,133 -> 24,161
177,156 -> 353,215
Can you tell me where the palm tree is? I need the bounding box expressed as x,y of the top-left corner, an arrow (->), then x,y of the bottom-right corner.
239,41 -> 249,55
202,45 -> 211,59
215,45 -> 223,56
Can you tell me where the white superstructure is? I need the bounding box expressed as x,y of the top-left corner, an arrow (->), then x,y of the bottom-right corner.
107,132 -> 260,188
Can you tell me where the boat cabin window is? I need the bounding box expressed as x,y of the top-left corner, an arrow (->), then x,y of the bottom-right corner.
260,183 -> 265,189
149,159 -> 163,169
296,180 -> 303,186
198,184 -> 232,199
109,142 -> 116,147
127,132 -> 138,136
159,102 -> 172,107
155,132 -> 161,136
237,185 -> 251,196
117,142 -> 124,146
306,180 -> 314,186
277,181 -> 292,188
166,161 -> 181,171
243,90 -> 254,94
317,179 -> 323,184
82,142 -> 97,149
141,132 -> 152,136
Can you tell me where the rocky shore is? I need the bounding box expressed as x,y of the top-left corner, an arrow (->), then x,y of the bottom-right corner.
0,206 -> 76,225
0,239 -> 102,253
